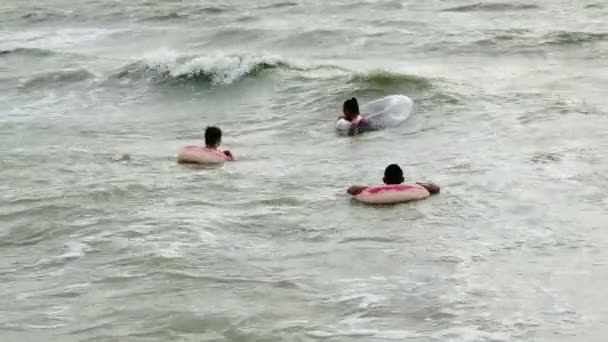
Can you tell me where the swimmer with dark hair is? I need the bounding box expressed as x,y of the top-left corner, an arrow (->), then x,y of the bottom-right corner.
347,164 -> 440,195
204,126 -> 234,160
176,126 -> 234,164
338,97 -> 372,136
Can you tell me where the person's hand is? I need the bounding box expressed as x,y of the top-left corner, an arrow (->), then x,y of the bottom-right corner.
223,150 -> 234,160
417,182 -> 440,194
347,185 -> 367,196
348,118 -> 361,136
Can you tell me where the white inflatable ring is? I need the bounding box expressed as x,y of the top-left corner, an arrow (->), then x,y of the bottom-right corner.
336,118 -> 352,131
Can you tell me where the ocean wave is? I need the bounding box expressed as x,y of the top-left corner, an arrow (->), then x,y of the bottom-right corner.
442,2 -> 540,12
19,69 -> 95,90
140,5 -> 229,21
107,50 -> 433,91
142,11 -> 189,21
463,29 -> 531,48
0,6 -> 77,24
0,47 -> 56,58
543,31 -> 608,45
350,71 -> 431,90
113,52 -> 292,85
21,8 -> 75,23
117,57 -> 282,85
255,2 -> 298,10
456,29 -> 607,51
192,6 -> 229,14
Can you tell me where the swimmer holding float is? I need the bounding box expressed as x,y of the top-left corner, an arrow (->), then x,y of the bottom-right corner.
336,95 -> 414,136
203,126 -> 234,160
348,164 -> 439,204
177,126 -> 234,164
337,97 -> 374,136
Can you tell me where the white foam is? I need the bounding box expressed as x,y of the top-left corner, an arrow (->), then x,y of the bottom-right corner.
308,329 -> 418,339
336,292 -> 386,309
175,55 -> 264,84
150,240 -> 187,259
140,48 -> 286,85
61,241 -> 90,259
140,47 -> 180,70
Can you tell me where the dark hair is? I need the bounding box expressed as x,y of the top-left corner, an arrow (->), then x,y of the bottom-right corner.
343,97 -> 360,115
384,164 -> 404,184
204,126 -> 222,146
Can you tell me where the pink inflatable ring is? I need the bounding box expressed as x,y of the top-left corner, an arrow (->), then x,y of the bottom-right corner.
177,146 -> 231,164
353,184 -> 430,204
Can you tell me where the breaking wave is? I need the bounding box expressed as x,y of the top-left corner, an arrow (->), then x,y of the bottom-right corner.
108,50 -> 433,90
113,51 -> 294,85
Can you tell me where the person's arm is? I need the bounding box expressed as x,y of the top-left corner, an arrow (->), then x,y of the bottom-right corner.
347,185 -> 368,195
348,116 -> 363,136
348,123 -> 358,136
417,182 -> 440,195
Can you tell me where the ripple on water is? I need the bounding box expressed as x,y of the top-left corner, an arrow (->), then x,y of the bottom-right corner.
441,2 -> 540,12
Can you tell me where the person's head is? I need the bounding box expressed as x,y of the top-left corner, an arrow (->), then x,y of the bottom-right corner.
342,97 -> 360,121
204,126 -> 222,147
383,164 -> 404,185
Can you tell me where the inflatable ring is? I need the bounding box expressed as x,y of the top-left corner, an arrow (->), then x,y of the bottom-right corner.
177,146 -> 228,164
353,184 -> 429,204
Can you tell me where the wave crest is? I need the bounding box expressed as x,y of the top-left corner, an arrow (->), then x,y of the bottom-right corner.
114,51 -> 293,85
350,70 -> 431,90
108,50 -> 433,92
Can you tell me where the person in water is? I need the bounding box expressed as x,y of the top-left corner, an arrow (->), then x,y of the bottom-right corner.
347,164 -> 440,195
341,97 -> 372,136
205,126 -> 234,160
